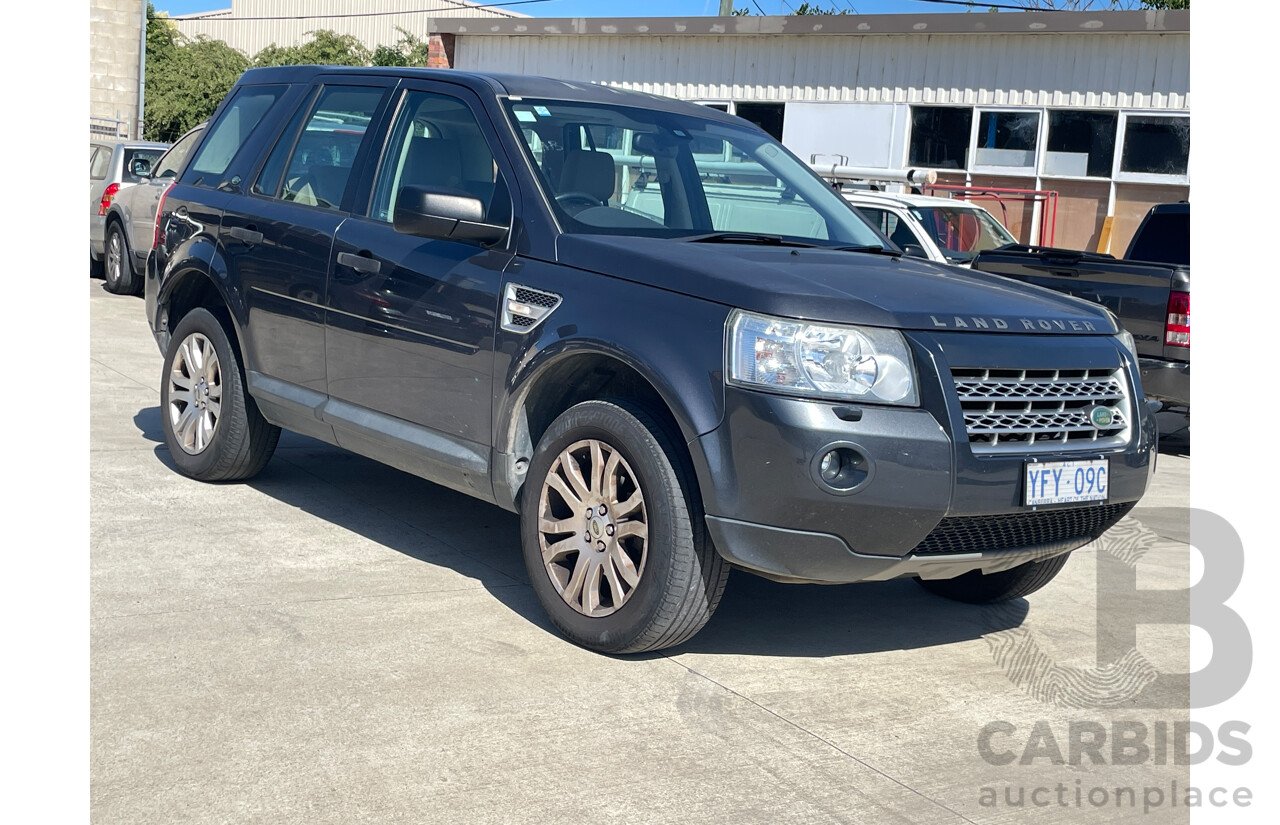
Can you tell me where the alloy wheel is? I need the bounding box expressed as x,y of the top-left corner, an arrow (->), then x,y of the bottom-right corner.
167,332 -> 222,455
537,439 -> 648,617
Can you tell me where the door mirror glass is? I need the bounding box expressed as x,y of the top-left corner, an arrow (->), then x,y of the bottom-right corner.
902,243 -> 930,259
130,158 -> 152,178
393,185 -> 507,246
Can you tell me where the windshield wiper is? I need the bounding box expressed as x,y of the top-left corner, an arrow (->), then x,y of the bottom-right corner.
682,232 -> 824,248
828,244 -> 904,258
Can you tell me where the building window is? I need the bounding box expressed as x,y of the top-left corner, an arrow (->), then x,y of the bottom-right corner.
908,106 -> 971,170
1044,110 -> 1117,178
735,102 -> 785,141
1120,115 -> 1190,176
974,110 -> 1039,171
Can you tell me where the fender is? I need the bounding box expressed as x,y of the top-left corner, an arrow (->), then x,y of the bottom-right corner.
153,234 -> 248,359
490,258 -> 732,510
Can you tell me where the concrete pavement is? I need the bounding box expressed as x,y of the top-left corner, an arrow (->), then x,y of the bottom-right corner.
90,280 -> 1193,824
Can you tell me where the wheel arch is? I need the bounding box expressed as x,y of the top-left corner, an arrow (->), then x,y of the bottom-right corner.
157,262 -> 248,368
493,342 -> 720,513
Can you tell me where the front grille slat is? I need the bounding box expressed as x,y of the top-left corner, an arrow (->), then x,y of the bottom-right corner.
912,503 -> 1131,556
951,365 -> 1132,456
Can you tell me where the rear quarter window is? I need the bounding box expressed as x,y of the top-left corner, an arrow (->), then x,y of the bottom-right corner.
185,85 -> 288,186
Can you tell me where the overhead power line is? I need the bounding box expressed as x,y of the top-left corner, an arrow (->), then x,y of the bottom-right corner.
177,0 -> 554,23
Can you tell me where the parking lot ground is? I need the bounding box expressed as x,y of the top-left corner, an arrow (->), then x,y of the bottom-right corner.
91,281 -> 1192,824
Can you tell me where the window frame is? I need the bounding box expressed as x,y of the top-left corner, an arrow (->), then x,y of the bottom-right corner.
1112,110 -> 1191,185
1039,108 -> 1119,182
968,107 -> 1042,177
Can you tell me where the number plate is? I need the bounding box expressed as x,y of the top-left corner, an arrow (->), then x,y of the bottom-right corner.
1024,459 -> 1109,506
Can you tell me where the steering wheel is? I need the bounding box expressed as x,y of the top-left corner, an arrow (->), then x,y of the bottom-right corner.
555,191 -> 607,209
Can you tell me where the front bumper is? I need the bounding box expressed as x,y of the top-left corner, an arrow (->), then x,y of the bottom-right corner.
691,333 -> 1155,584
1139,357 -> 1190,408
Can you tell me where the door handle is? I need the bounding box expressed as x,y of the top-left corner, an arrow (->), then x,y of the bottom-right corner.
337,251 -> 381,276
228,226 -> 263,245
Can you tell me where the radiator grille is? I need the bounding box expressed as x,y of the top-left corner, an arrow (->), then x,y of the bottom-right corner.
911,503 -> 1132,556
951,367 -> 1131,455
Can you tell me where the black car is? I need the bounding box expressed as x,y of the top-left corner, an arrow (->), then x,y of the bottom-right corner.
146,66 -> 1155,653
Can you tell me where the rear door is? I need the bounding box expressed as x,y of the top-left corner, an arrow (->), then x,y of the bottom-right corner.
222,79 -> 395,406
323,81 -> 517,495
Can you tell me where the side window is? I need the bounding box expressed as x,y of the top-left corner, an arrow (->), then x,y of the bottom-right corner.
185,84 -> 288,185
272,86 -> 384,210
90,147 -> 110,180
369,90 -> 510,226
859,206 -> 918,249
152,127 -> 203,180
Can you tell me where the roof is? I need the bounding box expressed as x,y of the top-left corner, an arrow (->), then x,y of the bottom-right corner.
235,65 -> 746,124
435,10 -> 1188,38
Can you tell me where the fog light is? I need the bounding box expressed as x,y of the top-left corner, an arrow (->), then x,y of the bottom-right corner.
820,450 -> 842,483
810,443 -> 873,495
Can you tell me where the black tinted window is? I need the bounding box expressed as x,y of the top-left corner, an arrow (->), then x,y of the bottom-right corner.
186,85 -> 287,184
1126,211 -> 1189,265
275,86 -> 384,210
1121,116 -> 1190,176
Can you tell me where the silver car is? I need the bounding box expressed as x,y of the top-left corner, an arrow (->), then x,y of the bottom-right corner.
90,140 -> 169,291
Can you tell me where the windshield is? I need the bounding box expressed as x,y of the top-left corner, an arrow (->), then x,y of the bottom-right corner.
505,98 -> 885,248
911,205 -> 1016,263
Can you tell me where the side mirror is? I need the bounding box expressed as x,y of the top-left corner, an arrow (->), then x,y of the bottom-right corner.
131,158 -> 152,178
902,244 -> 930,259
393,185 -> 507,247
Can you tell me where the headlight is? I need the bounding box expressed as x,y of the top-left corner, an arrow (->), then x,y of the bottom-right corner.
1116,328 -> 1137,359
727,310 -> 919,406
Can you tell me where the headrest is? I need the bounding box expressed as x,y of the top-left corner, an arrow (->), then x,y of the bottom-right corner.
559,150 -> 615,203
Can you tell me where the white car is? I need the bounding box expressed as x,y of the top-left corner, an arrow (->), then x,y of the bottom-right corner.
842,190 -> 1017,268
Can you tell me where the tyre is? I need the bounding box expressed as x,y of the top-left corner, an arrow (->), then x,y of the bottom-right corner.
160,307 -> 280,482
520,399 -> 729,654
103,223 -> 138,295
915,553 -> 1071,604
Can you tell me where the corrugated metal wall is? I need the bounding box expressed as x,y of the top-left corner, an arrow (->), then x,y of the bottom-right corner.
455,32 -> 1189,110
172,0 -> 521,59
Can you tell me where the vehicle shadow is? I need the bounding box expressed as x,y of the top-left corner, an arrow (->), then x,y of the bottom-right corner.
142,406 -> 1031,658
1156,409 -> 1190,458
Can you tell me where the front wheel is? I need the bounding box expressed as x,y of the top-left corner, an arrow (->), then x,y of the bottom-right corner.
520,400 -> 729,654
160,308 -> 280,481
915,553 -> 1071,604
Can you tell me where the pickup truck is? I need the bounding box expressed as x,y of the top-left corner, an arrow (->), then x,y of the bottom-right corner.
970,203 -> 1190,409
145,66 -> 1154,653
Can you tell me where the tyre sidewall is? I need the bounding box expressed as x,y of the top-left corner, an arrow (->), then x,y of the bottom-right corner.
520,402 -> 687,652
160,308 -> 247,480
104,224 -> 134,294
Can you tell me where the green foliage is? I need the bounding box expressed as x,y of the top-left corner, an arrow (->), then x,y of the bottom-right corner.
143,5 -> 248,141
251,30 -> 371,68
370,28 -> 436,68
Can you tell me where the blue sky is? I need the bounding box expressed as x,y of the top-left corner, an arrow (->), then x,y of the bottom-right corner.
155,1 -> 971,19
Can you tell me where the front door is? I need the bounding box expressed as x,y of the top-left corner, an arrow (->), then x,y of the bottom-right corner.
324,83 -> 517,496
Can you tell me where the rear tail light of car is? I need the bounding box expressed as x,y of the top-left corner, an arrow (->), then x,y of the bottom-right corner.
98,183 -> 120,216
153,182 -> 175,249
1165,291 -> 1190,347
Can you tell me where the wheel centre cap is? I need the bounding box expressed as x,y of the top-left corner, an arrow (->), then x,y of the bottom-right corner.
591,519 -> 601,537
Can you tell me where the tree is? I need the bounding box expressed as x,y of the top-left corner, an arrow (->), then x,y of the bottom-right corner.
370,28 -> 436,68
143,4 -> 248,141
251,30 -> 371,68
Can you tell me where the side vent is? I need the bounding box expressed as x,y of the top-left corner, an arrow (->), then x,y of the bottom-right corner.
502,283 -> 562,334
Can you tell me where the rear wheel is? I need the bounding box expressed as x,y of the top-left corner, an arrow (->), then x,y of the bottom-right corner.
520,400 -> 729,654
160,308 -> 280,481
103,223 -> 137,295
915,553 -> 1071,604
